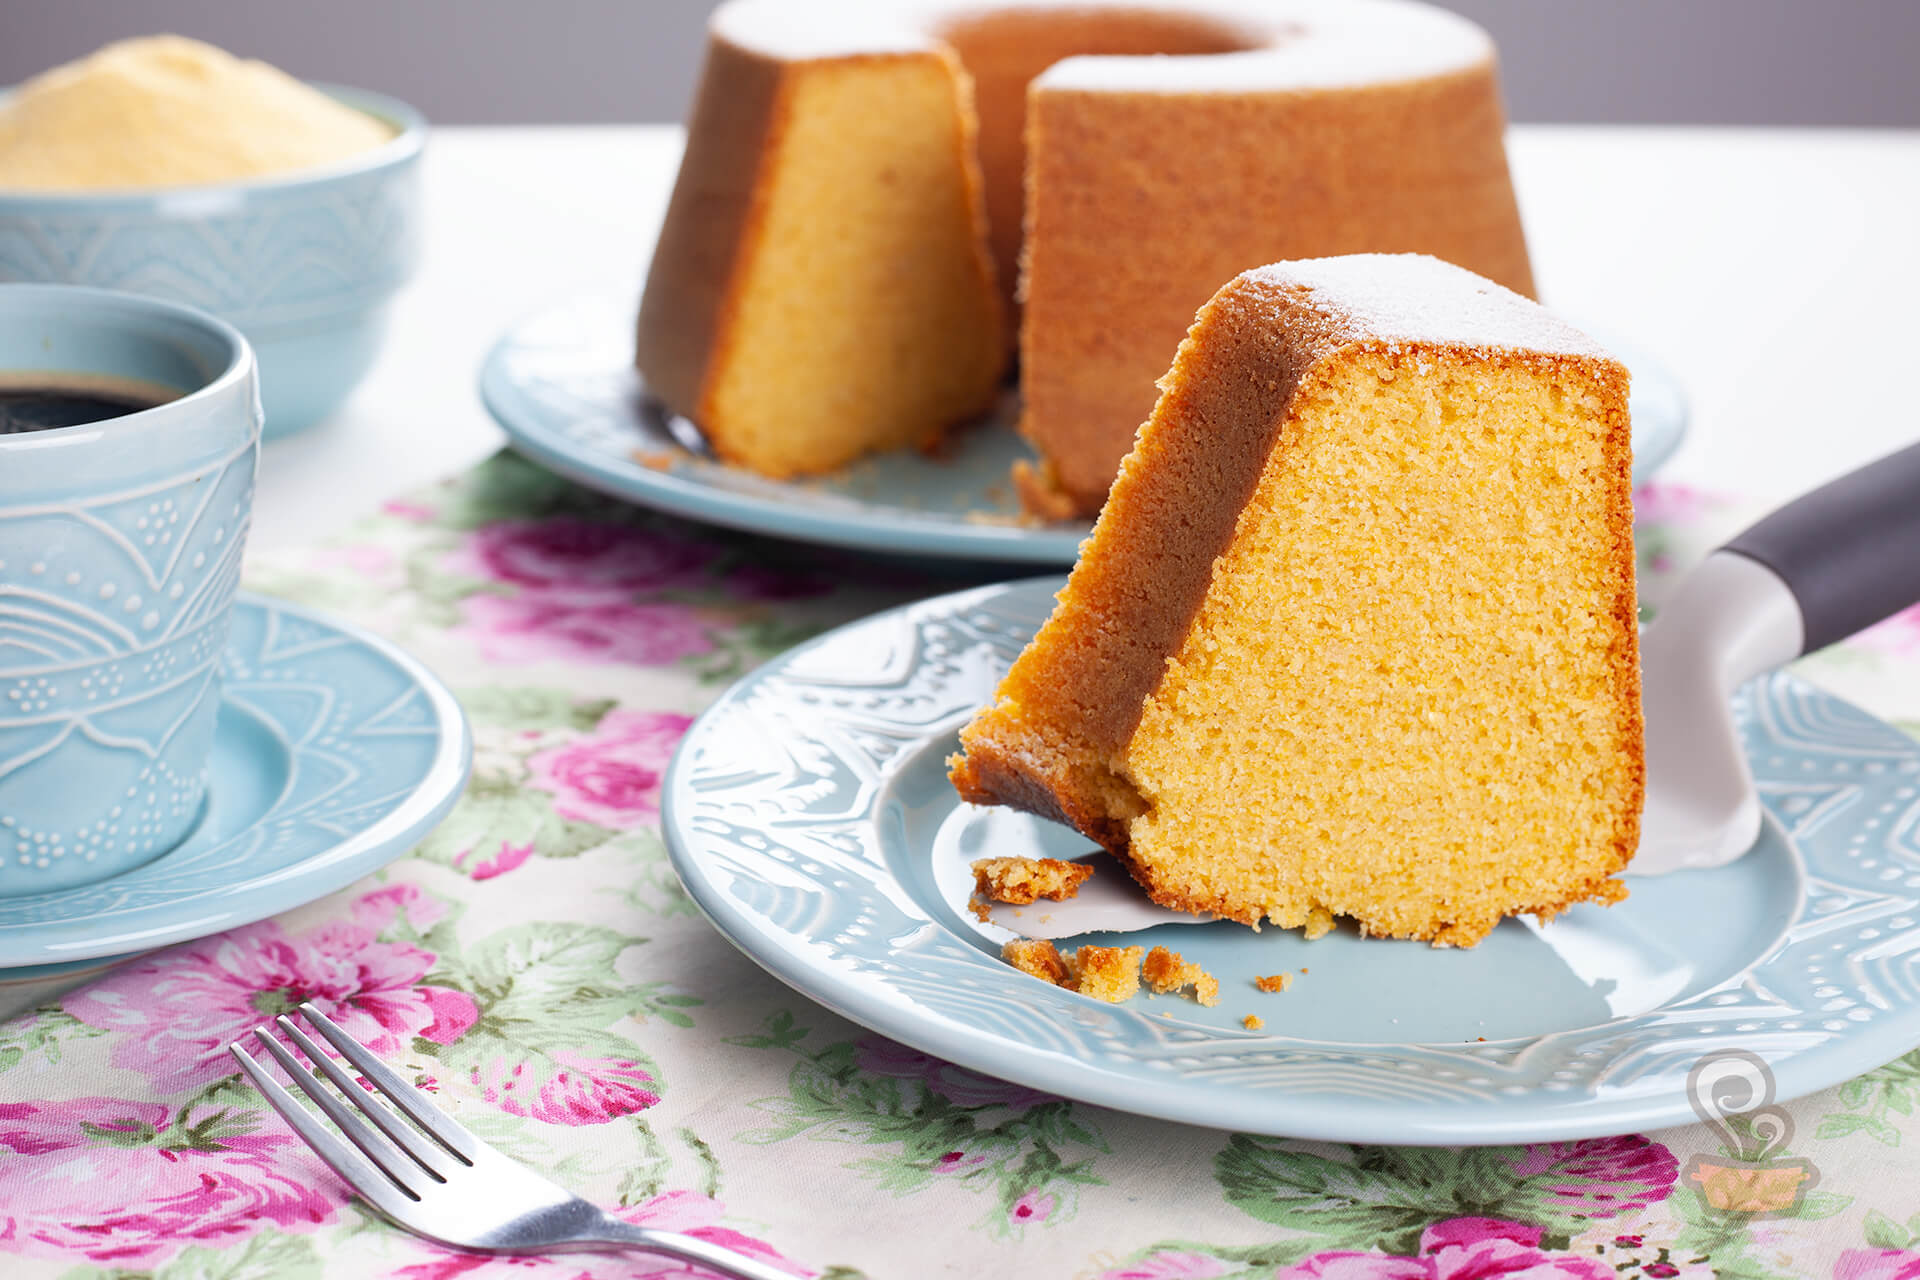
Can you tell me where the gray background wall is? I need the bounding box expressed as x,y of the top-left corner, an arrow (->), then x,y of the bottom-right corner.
4,1 -> 1917,127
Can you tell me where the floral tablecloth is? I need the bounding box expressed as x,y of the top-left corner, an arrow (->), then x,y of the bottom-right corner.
3,453 -> 1919,1280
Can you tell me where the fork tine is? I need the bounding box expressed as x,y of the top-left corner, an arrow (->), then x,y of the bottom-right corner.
250,1028 -> 428,1198
228,1042 -> 420,1222
273,1014 -> 458,1181
296,1002 -> 478,1161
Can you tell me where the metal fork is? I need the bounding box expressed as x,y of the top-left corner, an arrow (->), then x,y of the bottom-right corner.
229,1002 -> 794,1280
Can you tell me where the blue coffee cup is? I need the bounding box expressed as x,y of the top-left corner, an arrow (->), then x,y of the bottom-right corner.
0,284 -> 260,894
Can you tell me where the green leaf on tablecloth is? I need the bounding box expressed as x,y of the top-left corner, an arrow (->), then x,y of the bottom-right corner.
458,921 -> 688,1027
1816,1049 -> 1920,1148
725,1009 -> 813,1052
152,1232 -> 321,1280
1791,1190 -> 1855,1221
1095,1241 -> 1324,1277
433,1022 -> 665,1123
0,1006 -> 104,1073
738,1034 -> 1110,1237
1863,1208 -> 1915,1249
434,451 -> 609,530
412,770 -> 615,871
602,830 -> 701,917
456,1106 -> 668,1196
410,920 -> 695,1123
459,685 -> 619,732
1216,1138 -> 1442,1255
1669,1185 -> 1791,1280
1215,1136 -> 1680,1257
1815,1112 -> 1897,1143
680,1125 -> 722,1198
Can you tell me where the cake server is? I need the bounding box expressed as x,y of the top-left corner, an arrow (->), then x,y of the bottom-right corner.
988,440 -> 1920,936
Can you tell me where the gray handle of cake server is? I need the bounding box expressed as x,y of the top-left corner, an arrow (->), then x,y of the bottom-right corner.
1720,439 -> 1920,655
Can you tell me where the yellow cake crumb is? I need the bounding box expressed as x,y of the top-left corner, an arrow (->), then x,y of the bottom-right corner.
1243,1015 -> 1264,1030
1303,908 -> 1336,941
1254,973 -> 1293,993
1001,938 -> 1070,987
1067,944 -> 1144,1003
970,856 -> 1095,906
632,449 -> 681,473
1141,945 -> 1220,1006
999,939 -> 1143,1004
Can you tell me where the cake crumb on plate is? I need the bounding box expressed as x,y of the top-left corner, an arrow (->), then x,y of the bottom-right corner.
969,856 -> 1094,920
1142,945 -> 1220,1006
998,939 -> 1144,1004
1255,973 -> 1294,993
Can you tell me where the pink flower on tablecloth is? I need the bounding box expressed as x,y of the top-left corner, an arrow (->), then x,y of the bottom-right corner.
310,542 -> 399,582
390,1189 -> 803,1279
1851,604 -> 1920,658
454,839 -> 535,880
1633,482 -> 1717,528
527,709 -> 691,829
0,1097 -> 336,1264
854,1037 -> 1058,1113
462,1048 -> 661,1125
455,592 -> 714,667
454,516 -> 715,596
1096,1251 -> 1232,1280
383,498 -> 438,522
1838,1252 -> 1920,1280
1009,1189 -> 1057,1226
1502,1135 -> 1679,1217
931,1149 -> 988,1176
64,884 -> 477,1095
1283,1218 -> 1612,1280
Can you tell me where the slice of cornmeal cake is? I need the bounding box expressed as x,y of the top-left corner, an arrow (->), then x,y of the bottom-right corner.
950,253 -> 1641,947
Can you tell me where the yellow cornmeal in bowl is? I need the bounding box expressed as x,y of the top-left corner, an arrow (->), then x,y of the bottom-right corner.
0,35 -> 396,190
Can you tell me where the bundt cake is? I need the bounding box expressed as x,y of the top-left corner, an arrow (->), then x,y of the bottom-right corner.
636,0 -> 1534,502
949,254 -> 1642,948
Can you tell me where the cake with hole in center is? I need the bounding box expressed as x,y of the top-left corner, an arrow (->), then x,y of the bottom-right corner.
636,0 -> 1534,505
949,254 -> 1641,947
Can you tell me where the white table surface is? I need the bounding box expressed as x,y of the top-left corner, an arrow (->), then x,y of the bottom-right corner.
249,124 -> 1920,553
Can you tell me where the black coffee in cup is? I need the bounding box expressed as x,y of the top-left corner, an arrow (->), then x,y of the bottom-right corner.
0,375 -> 176,434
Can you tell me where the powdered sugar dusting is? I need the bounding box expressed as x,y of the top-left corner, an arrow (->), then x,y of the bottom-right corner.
713,0 -> 1491,89
713,0 -> 939,59
1243,254 -> 1617,360
1038,0 -> 1492,93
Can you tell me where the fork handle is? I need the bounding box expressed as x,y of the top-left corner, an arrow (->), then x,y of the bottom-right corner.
566,1219 -> 799,1280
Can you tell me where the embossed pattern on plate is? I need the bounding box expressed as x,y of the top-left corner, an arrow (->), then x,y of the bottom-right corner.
0,592 -> 471,967
483,296 -> 1689,566
664,578 -> 1920,1144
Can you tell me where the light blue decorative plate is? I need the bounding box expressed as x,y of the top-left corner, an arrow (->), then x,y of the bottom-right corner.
483,297 -> 1688,565
664,577 -> 1920,1144
0,593 -> 470,969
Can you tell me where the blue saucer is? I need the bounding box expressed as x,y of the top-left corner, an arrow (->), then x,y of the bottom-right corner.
483,295 -> 1689,564
665,577 -> 1920,1145
0,593 -> 470,969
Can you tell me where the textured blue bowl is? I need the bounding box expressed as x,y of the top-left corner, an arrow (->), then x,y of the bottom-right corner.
0,284 -> 261,895
0,86 -> 423,439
